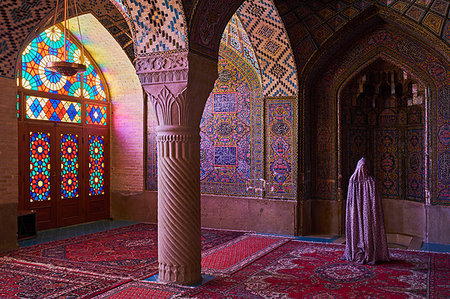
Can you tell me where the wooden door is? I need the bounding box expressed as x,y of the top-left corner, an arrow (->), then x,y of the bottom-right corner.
57,127 -> 84,227
21,124 -> 109,230
22,124 -> 57,230
84,127 -> 110,222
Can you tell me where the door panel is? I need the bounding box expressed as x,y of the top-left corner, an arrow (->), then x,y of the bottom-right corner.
57,127 -> 84,227
85,128 -> 110,222
24,125 -> 56,230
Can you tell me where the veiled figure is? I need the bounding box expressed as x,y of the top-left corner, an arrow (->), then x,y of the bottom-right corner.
343,157 -> 389,264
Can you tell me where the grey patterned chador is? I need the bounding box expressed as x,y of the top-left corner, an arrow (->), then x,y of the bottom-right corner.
343,158 -> 390,264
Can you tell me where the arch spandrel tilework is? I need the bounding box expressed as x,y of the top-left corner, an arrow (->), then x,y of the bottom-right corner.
221,14 -> 260,75
125,0 -> 188,54
237,0 -> 298,97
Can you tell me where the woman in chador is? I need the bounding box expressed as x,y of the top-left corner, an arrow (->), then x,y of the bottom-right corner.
343,157 -> 390,264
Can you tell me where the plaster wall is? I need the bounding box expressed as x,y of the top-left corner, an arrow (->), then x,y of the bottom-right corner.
111,191 -> 297,235
201,195 -> 297,235
426,205 -> 450,244
111,191 -> 157,222
383,198 -> 426,238
0,77 -> 18,252
310,200 -> 341,236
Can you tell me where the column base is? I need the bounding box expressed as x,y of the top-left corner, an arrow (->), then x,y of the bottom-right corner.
159,262 -> 202,285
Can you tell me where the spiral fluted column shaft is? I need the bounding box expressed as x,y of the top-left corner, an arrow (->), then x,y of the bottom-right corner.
156,126 -> 202,285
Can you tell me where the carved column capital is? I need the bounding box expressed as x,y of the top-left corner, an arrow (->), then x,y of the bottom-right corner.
136,51 -> 189,87
147,86 -> 192,127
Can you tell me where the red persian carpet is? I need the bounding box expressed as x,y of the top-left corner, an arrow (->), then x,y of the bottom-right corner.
183,240 -> 450,298
92,281 -> 188,299
201,234 -> 291,274
7,223 -> 245,279
0,256 -> 127,298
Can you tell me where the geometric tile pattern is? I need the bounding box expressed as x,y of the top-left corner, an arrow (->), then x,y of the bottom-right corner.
2,0 -> 448,79
125,0 -> 187,54
266,98 -> 296,199
221,14 -> 260,74
189,0 -> 243,58
0,0 -> 58,78
237,0 -> 298,97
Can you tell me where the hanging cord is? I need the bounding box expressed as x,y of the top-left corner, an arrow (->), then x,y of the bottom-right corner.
52,0 -> 60,27
63,0 -> 68,61
73,0 -> 85,65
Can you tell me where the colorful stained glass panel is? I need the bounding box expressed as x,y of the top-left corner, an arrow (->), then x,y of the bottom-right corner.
21,26 -> 82,95
61,134 -> 79,199
26,96 -> 81,123
83,59 -> 107,101
86,104 -> 107,125
17,94 -> 20,118
30,132 -> 51,202
89,135 -> 105,196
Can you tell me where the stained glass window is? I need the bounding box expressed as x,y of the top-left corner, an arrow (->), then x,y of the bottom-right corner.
30,132 -> 51,202
86,104 -> 107,125
83,59 -> 107,102
17,94 -> 20,118
61,134 -> 79,199
21,27 -> 81,95
26,96 -> 81,123
20,25 -> 108,106
89,135 -> 105,196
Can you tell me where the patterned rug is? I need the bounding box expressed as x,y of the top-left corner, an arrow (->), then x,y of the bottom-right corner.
8,223 -> 246,279
183,240 -> 450,298
0,256 -> 128,299
92,281 -> 188,299
202,234 -> 291,275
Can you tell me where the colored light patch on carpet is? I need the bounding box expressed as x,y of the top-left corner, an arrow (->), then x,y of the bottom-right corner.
185,240 -> 450,298
94,281 -> 188,298
0,256 -> 127,299
201,234 -> 291,275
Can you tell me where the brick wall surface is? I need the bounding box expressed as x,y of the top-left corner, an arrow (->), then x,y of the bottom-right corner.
71,15 -> 145,193
0,77 -> 19,205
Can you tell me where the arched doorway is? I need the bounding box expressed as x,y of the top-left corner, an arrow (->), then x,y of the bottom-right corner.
17,25 -> 110,230
340,58 -> 426,204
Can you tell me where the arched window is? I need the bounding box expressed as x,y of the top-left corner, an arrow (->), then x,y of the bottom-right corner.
17,25 -> 110,230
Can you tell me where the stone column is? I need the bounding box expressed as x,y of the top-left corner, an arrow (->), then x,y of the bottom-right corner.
136,51 -> 217,285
